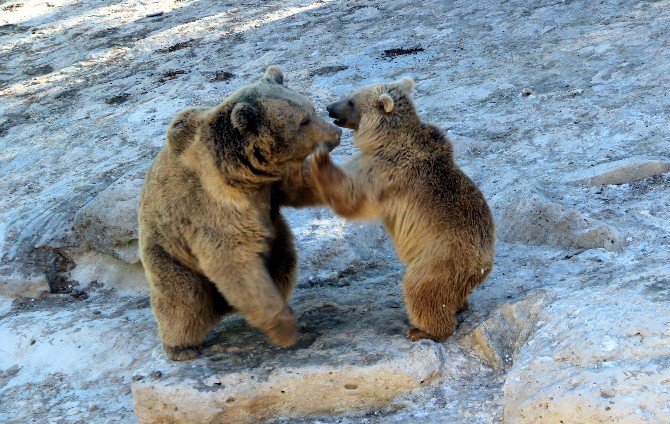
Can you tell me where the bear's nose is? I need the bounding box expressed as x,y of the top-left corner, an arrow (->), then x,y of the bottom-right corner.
326,103 -> 336,116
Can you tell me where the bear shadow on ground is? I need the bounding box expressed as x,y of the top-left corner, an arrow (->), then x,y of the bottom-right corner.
197,281 -> 413,373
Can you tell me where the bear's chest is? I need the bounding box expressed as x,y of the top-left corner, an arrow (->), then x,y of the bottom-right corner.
254,190 -> 281,241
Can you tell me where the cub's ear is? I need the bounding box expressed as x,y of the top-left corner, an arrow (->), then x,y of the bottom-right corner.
399,76 -> 415,92
231,102 -> 258,133
263,65 -> 284,85
167,107 -> 206,153
379,93 -> 394,113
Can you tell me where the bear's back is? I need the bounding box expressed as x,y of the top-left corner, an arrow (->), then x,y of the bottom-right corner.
372,124 -> 494,260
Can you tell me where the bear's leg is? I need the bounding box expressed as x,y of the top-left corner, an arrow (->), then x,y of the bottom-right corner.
195,251 -> 298,347
142,245 -> 225,361
266,214 -> 297,302
402,261 -> 463,342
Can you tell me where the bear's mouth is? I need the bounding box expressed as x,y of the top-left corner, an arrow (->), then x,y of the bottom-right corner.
333,118 -> 346,127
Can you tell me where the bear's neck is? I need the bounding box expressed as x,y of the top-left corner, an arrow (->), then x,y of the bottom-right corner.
181,143 -> 275,207
355,121 -> 454,162
354,116 -> 418,151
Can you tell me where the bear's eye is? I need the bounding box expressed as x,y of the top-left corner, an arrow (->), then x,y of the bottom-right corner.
348,100 -> 354,107
299,117 -> 310,126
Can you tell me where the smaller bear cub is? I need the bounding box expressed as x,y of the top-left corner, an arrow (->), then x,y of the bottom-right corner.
310,78 -> 495,342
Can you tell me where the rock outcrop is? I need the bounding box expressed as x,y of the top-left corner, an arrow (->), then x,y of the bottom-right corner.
503,284 -> 670,423
73,165 -> 148,265
498,192 -> 625,251
565,157 -> 670,186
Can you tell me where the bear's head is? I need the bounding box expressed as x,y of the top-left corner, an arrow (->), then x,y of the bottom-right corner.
167,66 -> 341,186
325,77 -> 417,136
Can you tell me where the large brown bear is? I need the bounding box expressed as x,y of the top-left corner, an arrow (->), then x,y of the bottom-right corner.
310,78 -> 494,342
139,66 -> 341,360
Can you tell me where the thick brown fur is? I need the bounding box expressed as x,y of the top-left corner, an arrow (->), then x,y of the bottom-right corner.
139,66 -> 340,360
311,78 -> 494,342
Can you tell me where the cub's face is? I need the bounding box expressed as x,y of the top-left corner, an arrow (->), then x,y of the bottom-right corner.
326,78 -> 416,132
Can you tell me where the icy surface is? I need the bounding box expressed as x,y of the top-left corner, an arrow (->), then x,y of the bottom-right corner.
1,0 -> 670,422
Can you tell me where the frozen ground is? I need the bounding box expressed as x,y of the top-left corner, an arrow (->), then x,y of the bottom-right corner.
1,0 -> 669,422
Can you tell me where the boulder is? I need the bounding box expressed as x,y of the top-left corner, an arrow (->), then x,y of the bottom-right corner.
132,298 -> 444,423
565,157 -> 670,186
498,192 -> 625,251
503,284 -> 670,423
73,164 -> 148,264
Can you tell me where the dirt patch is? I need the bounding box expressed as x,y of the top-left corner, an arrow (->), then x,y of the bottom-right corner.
2,3 -> 23,12
311,65 -> 349,77
24,64 -> 54,77
105,93 -> 131,105
212,71 -> 235,82
381,47 -> 424,58
157,40 -> 195,54
54,88 -> 80,100
0,113 -> 31,138
159,70 -> 187,83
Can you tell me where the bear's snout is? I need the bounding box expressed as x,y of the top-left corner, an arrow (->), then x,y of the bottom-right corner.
326,100 -> 352,129
326,100 -> 345,119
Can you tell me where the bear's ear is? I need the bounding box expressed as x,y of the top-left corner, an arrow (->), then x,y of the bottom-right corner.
379,93 -> 394,113
231,102 -> 258,133
263,65 -> 284,85
167,108 -> 205,153
399,76 -> 415,92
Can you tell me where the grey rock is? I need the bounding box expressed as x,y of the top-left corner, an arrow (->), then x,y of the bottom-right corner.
461,293 -> 548,370
0,274 -> 49,298
503,285 -> 670,423
132,301 -> 444,423
73,164 -> 148,264
566,157 -> 670,186
498,192 -> 625,251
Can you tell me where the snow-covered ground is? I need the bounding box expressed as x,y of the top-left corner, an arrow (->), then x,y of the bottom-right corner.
1,0 -> 669,422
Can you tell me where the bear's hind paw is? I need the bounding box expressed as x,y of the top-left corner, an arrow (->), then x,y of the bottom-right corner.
164,344 -> 202,361
407,328 -> 446,342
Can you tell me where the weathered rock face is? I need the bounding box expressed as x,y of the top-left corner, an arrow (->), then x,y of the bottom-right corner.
461,293 -> 549,370
497,192 -> 625,251
132,337 -> 443,423
503,284 -> 670,423
565,157 -> 670,186
73,165 -> 148,265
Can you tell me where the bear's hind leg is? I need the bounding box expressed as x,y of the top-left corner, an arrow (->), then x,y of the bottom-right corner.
142,245 -> 224,361
266,214 -> 297,302
402,261 -> 463,342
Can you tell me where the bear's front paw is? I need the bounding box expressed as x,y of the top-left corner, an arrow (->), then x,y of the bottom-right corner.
265,314 -> 298,347
164,344 -> 202,361
310,143 -> 332,169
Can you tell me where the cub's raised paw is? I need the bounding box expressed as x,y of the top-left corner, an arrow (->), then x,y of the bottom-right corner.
310,143 -> 332,169
407,328 -> 444,342
164,344 -> 202,361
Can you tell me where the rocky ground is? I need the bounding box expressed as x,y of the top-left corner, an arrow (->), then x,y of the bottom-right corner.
1,0 -> 670,422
